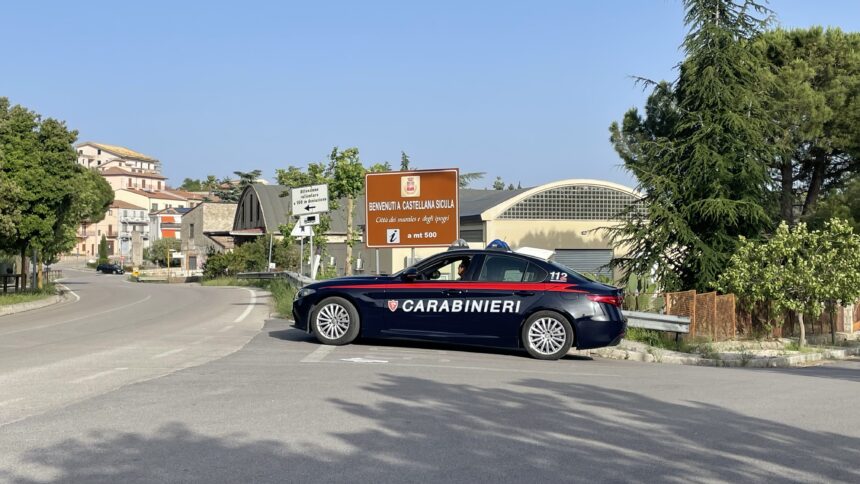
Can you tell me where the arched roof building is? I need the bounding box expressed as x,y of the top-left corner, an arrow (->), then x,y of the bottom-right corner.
227,179 -> 642,277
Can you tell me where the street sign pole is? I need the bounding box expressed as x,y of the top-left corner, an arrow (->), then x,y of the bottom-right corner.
309,233 -> 313,278
300,237 -> 304,276
267,233 -> 273,272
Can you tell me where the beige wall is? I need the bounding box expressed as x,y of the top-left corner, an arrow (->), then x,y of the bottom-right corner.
485,219 -> 623,255
76,144 -> 159,172
76,210 -> 120,258
114,190 -> 153,210
103,174 -> 164,191
180,204 -> 237,269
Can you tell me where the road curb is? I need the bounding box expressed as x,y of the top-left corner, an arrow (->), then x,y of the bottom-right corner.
0,291 -> 75,318
571,341 -> 860,368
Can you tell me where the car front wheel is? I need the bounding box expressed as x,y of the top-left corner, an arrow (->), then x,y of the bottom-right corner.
310,297 -> 360,345
521,311 -> 574,360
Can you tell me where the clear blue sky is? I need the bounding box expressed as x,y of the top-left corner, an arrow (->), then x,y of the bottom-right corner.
2,0 -> 858,189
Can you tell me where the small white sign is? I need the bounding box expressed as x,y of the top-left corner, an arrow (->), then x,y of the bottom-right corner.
291,184 -> 329,216
291,224 -> 314,238
386,228 -> 400,244
299,214 -> 320,226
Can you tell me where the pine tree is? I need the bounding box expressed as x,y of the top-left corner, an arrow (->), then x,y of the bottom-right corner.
608,0 -> 777,291
98,235 -> 109,265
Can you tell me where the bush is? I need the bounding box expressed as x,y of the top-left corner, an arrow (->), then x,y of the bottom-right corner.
202,237 -> 300,279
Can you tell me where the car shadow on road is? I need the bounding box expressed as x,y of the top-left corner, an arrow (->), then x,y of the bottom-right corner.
3,376 -> 858,483
267,325 -> 316,343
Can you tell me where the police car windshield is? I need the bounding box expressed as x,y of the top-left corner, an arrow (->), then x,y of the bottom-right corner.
546,261 -> 596,283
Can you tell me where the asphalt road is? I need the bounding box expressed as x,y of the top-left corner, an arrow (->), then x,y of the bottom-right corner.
1,271 -> 858,483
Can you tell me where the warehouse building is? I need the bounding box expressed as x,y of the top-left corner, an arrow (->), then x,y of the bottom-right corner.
232,179 -> 641,278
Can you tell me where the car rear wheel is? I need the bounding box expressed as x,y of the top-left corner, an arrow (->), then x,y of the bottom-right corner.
311,297 -> 360,345
521,311 -> 573,360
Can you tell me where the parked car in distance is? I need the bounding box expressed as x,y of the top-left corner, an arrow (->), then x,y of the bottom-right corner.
96,263 -> 125,275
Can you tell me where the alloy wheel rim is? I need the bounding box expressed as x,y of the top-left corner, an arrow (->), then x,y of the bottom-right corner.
316,303 -> 350,340
527,317 -> 566,355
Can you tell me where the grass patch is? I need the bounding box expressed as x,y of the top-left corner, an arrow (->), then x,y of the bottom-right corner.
783,341 -> 823,354
0,283 -> 57,306
268,279 -> 296,318
200,277 -> 252,287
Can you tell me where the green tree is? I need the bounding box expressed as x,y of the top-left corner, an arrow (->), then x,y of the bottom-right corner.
0,173 -> 24,242
804,175 -> 860,233
328,147 -> 366,275
400,151 -> 411,171
97,235 -> 109,265
202,175 -> 219,191
0,98 -> 112,287
148,238 -> 181,266
718,220 -> 860,347
180,178 -> 203,191
458,172 -> 485,188
213,169 -> 263,202
608,0 -> 776,291
368,162 -> 392,173
754,27 -> 860,223
817,219 -> 860,343
492,176 -> 505,190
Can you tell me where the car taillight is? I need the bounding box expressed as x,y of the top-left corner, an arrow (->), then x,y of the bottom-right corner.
587,294 -> 623,307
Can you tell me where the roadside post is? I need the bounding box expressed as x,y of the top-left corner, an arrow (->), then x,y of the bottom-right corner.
291,223 -> 314,277
291,184 -> 328,278
364,168 -> 460,272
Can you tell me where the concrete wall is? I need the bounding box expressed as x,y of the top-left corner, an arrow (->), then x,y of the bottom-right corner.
485,219 -> 624,256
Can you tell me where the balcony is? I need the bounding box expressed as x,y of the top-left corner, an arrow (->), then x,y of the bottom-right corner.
120,217 -> 149,224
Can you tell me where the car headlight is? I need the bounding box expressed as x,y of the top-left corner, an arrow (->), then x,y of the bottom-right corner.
295,287 -> 316,300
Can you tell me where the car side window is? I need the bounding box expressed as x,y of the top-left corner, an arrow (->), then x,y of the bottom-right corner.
478,255 -> 528,282
420,256 -> 472,281
523,263 -> 548,282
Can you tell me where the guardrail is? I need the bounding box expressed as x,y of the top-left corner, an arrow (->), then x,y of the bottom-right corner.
624,310 -> 691,334
237,271 -> 314,287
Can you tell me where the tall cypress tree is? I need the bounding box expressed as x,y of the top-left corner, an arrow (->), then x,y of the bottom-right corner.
609,0 -> 776,291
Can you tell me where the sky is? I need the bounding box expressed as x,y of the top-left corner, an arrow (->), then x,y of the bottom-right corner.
1,0 -> 859,189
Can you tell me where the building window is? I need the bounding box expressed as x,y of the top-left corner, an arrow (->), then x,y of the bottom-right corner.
108,210 -> 112,216
190,223 -> 195,239
152,203 -> 158,211
142,179 -> 146,188
157,181 -> 162,190
498,185 -> 643,221
97,149 -> 101,155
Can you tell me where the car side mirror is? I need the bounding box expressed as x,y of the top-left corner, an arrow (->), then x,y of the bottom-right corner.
401,267 -> 419,282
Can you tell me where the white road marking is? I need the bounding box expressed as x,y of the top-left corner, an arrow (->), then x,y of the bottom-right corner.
70,367 -> 128,384
152,348 -> 185,359
218,325 -> 234,333
56,284 -> 81,303
340,357 -> 388,364
0,295 -> 153,336
233,289 -> 257,323
191,336 -> 215,345
0,398 -> 25,407
300,345 -> 336,363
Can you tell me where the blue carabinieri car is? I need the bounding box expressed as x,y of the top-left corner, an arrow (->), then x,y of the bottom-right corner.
292,242 -> 626,360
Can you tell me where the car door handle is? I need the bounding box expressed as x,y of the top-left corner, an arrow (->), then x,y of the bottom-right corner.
514,291 -> 535,297
443,289 -> 464,296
